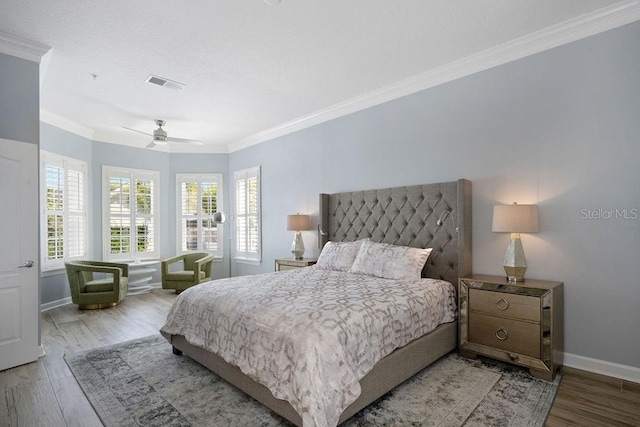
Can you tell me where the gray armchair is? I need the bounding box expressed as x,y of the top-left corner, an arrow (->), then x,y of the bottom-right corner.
161,252 -> 214,293
65,261 -> 129,309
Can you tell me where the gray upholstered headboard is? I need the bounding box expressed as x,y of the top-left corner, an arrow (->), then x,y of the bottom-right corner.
319,179 -> 472,286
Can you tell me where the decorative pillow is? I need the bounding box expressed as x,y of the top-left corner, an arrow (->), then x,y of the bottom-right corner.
349,240 -> 433,280
315,239 -> 369,272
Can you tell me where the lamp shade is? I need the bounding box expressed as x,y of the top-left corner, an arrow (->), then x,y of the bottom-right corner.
492,203 -> 539,233
286,214 -> 310,231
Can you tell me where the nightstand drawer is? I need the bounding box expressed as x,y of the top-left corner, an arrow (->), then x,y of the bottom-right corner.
469,288 -> 540,322
469,312 -> 541,358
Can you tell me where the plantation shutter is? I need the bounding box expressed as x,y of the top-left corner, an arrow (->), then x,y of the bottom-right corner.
234,166 -> 261,262
108,171 -> 132,258
103,166 -> 159,261
177,174 -> 223,257
66,164 -> 85,259
41,152 -> 87,271
134,174 -> 156,258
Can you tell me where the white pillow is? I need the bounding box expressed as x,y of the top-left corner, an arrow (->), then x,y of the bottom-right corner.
349,240 -> 433,280
315,239 -> 369,272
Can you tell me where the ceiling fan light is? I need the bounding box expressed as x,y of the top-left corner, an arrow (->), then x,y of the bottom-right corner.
125,119 -> 199,149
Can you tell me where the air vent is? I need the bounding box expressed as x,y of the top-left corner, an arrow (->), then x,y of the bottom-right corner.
144,75 -> 186,91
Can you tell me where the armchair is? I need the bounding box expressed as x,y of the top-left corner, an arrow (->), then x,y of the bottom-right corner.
65,261 -> 129,309
161,252 -> 214,293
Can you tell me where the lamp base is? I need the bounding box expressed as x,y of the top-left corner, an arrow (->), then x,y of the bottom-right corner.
503,233 -> 527,282
505,273 -> 526,283
291,231 -> 305,260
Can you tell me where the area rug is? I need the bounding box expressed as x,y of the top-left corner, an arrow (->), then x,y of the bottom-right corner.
64,335 -> 561,426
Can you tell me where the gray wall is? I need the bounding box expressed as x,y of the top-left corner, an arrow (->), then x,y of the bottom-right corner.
230,22 -> 640,368
0,53 -> 39,144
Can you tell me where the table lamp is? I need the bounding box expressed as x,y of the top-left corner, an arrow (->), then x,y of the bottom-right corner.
492,202 -> 539,282
286,214 -> 310,259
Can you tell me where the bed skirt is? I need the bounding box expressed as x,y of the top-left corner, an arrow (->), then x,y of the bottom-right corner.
161,320 -> 457,426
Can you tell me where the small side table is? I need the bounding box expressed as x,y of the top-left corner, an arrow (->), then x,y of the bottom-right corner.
458,274 -> 564,381
275,258 -> 317,272
127,260 -> 159,295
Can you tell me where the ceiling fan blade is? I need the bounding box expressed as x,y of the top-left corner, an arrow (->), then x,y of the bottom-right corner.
145,141 -> 156,149
167,136 -> 204,145
123,126 -> 153,137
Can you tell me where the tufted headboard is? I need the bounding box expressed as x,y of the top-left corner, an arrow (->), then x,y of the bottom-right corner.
319,179 -> 472,286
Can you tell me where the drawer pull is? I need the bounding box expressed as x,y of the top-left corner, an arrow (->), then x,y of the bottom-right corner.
496,298 -> 510,310
495,328 -> 508,340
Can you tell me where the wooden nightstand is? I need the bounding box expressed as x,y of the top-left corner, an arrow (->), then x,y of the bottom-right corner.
274,258 -> 317,272
458,274 -> 564,381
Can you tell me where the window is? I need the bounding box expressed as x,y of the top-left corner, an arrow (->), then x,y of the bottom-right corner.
102,166 -> 159,261
234,166 -> 261,262
40,152 -> 87,271
176,174 -> 223,257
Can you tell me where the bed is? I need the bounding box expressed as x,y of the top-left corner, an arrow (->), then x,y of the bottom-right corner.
160,179 -> 472,426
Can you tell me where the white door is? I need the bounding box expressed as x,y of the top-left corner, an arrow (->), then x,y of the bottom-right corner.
0,138 -> 40,371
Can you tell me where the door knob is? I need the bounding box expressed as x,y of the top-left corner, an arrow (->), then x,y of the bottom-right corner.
18,260 -> 34,268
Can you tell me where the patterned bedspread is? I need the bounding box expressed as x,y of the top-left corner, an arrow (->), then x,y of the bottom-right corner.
160,267 -> 456,427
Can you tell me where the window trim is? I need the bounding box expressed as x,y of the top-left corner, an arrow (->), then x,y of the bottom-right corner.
233,166 -> 261,263
175,173 -> 224,258
102,165 -> 160,262
40,151 -> 88,272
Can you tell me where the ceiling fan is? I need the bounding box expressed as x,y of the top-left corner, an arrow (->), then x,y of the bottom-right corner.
123,119 -> 204,149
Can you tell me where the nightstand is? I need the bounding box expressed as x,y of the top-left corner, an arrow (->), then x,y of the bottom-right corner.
274,258 -> 317,271
458,274 -> 564,381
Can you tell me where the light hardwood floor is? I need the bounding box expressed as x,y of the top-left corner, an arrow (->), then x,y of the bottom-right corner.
1,289 -> 639,426
546,367 -> 640,426
0,289 -> 176,427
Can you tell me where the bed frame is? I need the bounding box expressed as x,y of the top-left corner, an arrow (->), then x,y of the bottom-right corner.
163,179 -> 472,426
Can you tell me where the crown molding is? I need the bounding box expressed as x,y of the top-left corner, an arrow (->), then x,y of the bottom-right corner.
227,0 -> 640,153
0,31 -> 51,63
40,110 -> 95,140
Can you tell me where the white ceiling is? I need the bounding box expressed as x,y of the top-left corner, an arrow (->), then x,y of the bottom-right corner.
1,0 -> 639,153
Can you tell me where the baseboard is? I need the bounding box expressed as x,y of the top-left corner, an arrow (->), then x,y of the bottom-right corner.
41,297 -> 72,312
563,352 -> 640,384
